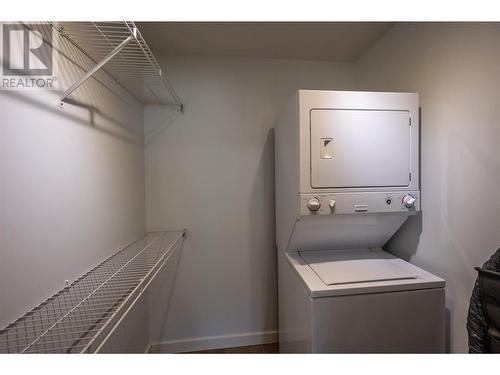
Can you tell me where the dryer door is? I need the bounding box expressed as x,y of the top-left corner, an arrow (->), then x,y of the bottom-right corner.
310,109 -> 411,189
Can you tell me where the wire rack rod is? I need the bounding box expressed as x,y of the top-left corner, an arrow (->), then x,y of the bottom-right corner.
51,22 -> 183,110
0,230 -> 185,354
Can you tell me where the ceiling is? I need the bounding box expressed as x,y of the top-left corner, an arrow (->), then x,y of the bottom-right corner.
137,22 -> 394,62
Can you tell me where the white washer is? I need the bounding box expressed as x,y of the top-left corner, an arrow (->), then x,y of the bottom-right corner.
274,90 -> 445,353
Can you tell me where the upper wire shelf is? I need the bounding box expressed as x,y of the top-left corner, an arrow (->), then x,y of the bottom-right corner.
0,230 -> 185,353
51,22 -> 183,111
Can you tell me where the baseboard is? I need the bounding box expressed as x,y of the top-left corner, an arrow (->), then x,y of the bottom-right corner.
149,330 -> 278,353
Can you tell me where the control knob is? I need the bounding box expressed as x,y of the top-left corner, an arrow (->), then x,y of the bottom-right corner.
402,195 -> 416,208
307,197 -> 321,212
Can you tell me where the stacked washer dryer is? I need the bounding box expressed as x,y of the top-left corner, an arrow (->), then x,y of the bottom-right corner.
275,90 -> 445,353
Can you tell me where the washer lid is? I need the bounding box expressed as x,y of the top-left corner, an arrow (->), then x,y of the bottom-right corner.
300,250 -> 417,285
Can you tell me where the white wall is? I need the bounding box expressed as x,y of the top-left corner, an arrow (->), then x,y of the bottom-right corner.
145,54 -> 354,349
0,25 -> 146,327
354,23 -> 500,352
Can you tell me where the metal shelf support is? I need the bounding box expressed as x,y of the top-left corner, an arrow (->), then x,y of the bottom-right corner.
59,28 -> 137,107
53,22 -> 184,111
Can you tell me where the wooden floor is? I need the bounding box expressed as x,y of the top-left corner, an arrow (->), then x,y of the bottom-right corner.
188,343 -> 279,354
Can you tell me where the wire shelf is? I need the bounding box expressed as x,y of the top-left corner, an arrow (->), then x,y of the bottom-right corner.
0,230 -> 185,354
51,22 -> 183,109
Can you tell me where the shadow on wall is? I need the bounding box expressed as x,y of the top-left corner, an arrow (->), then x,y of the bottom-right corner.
384,213 -> 452,353
0,90 -> 141,147
384,212 -> 422,262
150,238 -> 187,347
445,307 -> 452,353
144,105 -> 182,146
249,128 -> 278,334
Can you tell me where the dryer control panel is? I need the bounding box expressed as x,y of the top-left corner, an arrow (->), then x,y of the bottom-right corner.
299,191 -> 420,216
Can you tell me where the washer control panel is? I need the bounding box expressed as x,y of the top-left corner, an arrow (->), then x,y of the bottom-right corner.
299,191 -> 420,215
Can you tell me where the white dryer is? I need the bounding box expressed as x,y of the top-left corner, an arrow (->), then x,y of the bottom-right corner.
274,90 -> 445,353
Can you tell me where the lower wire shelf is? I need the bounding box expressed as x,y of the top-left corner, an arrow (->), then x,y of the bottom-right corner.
0,230 -> 185,354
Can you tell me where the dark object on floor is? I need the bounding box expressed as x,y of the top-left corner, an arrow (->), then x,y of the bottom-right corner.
189,343 -> 279,354
467,248 -> 500,353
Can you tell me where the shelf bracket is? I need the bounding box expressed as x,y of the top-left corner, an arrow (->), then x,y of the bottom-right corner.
59,28 -> 138,108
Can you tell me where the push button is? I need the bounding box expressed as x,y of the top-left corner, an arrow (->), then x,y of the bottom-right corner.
354,204 -> 368,212
328,200 -> 336,210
